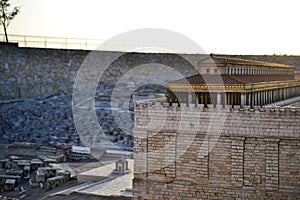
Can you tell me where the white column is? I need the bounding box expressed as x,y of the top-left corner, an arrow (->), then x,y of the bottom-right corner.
241,93 -> 246,107
188,92 -> 192,107
217,92 -> 221,105
248,93 -> 251,106
265,91 -> 267,104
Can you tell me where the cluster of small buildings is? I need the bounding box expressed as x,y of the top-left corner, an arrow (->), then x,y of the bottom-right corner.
0,79 -> 141,151
1,129 -> 80,147
0,142 -> 101,193
0,153 -> 72,193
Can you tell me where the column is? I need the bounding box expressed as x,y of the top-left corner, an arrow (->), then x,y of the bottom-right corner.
270,90 -> 273,103
256,92 -> 259,105
250,92 -> 254,107
217,92 -> 221,106
265,91 -> 267,104
196,93 -> 199,104
248,93 -> 251,106
241,92 -> 246,107
187,92 -> 192,107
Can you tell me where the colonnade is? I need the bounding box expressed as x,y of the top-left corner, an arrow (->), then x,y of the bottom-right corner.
225,67 -> 293,75
168,86 -> 300,107
246,87 -> 300,106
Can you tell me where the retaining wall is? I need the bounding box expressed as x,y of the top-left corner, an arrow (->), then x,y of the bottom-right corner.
133,100 -> 300,199
1,44 -> 300,100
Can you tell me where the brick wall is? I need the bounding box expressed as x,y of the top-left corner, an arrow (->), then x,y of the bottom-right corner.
133,100 -> 300,199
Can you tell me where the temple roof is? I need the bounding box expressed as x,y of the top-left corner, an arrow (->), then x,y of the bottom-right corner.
167,74 -> 295,86
200,55 -> 294,69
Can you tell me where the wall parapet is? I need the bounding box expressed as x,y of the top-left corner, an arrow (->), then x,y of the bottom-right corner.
135,98 -> 300,113
134,98 -> 300,140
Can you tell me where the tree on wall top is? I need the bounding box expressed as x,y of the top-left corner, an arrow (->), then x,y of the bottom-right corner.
0,0 -> 19,43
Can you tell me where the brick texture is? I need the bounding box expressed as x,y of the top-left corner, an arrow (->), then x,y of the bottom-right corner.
133,100 -> 300,199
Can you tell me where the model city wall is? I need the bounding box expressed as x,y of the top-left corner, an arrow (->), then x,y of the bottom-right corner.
133,100 -> 300,199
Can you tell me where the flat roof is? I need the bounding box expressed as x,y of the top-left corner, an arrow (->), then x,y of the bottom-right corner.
72,146 -> 91,154
47,176 -> 65,181
5,179 -> 16,184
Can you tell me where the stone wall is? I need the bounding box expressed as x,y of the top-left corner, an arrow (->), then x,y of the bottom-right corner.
133,100 -> 300,199
1,44 -> 300,101
0,44 -> 87,100
0,44 -> 200,100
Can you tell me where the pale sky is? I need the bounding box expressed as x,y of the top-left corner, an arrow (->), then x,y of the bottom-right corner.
6,0 -> 300,54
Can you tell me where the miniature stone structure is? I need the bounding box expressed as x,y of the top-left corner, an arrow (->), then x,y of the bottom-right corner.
36,170 -> 46,183
45,176 -> 66,191
4,179 -> 16,191
0,175 -> 21,186
167,55 -> 300,107
113,159 -> 130,175
1,44 -> 300,199
133,58 -> 300,199
133,100 -> 300,199
23,165 -> 30,178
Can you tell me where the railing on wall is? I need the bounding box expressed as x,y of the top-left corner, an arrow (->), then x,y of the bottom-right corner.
0,33 -> 184,53
0,33 -> 157,52
0,34 -> 108,50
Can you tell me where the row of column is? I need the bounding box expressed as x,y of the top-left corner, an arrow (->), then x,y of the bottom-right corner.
246,87 -> 300,106
226,67 -> 293,75
168,86 -> 300,107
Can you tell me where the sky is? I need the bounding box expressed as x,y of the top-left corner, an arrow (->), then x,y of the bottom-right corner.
5,0 -> 300,55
